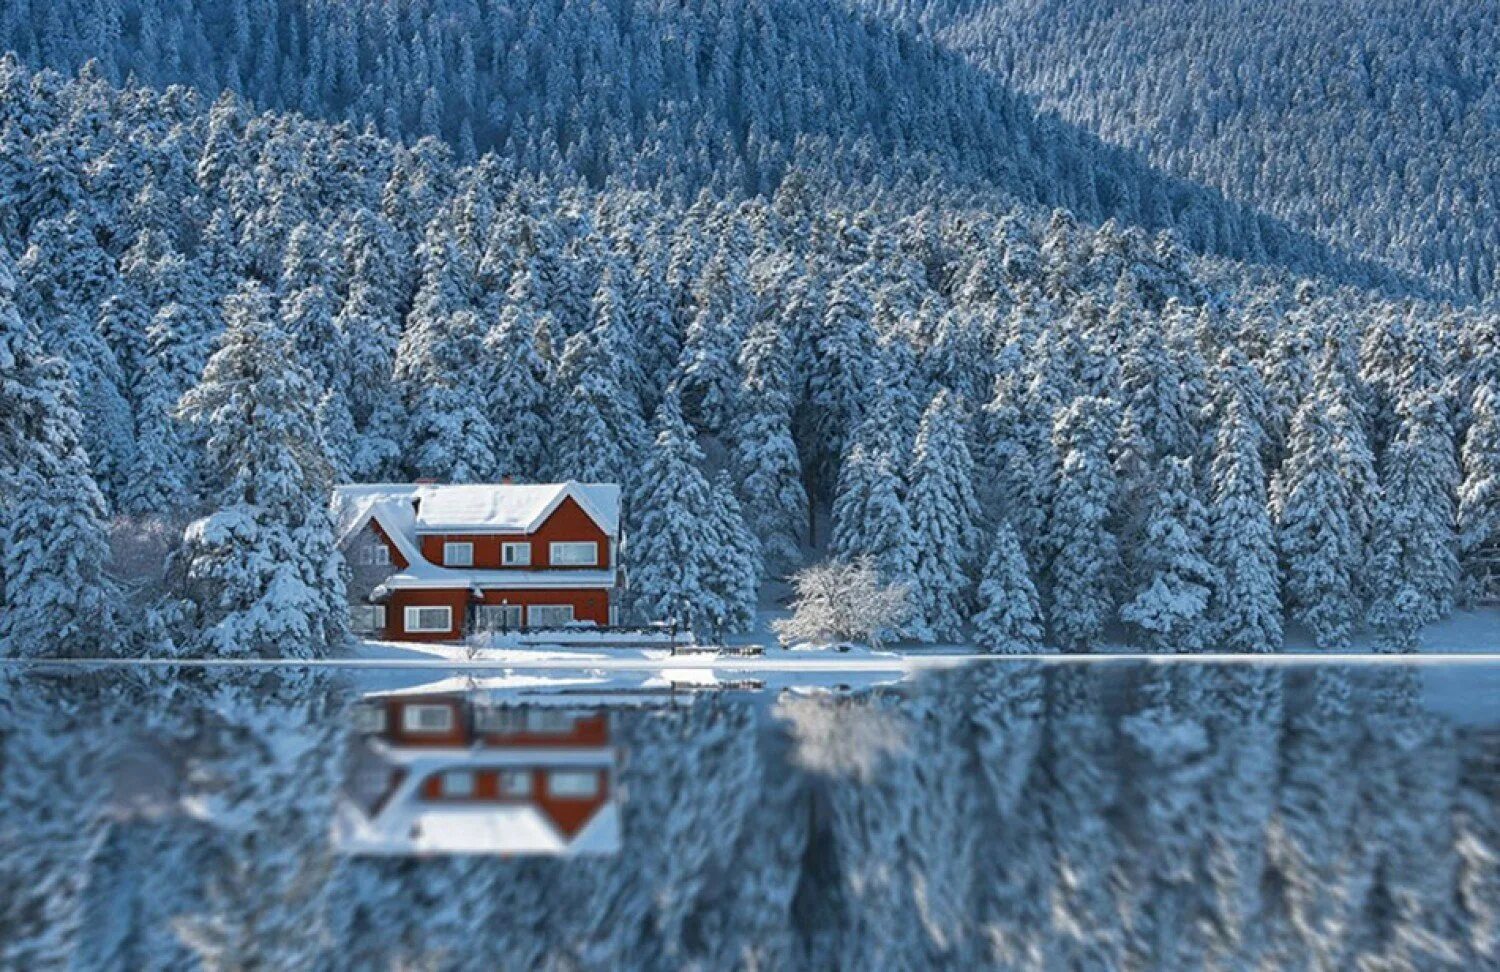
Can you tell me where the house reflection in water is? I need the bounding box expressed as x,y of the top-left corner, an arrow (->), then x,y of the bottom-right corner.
334,686 -> 624,856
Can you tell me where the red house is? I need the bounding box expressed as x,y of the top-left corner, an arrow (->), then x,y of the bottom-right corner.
333,481 -> 622,642
334,688 -> 619,856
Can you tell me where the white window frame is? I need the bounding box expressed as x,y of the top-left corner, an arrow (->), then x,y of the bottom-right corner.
358,543 -> 391,567
401,703 -> 454,734
549,541 -> 598,567
404,606 -> 453,634
443,542 -> 474,567
474,706 -> 527,735
527,604 -> 575,628
547,770 -> 601,799
440,770 -> 475,798
526,709 -> 576,734
351,705 -> 387,734
349,604 -> 387,634
475,604 -> 523,631
501,541 -> 532,566
498,769 -> 533,798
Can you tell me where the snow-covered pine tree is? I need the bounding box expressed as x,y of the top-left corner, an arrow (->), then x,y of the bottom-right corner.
806,268 -> 877,462
730,315 -> 807,571
831,442 -> 918,589
1119,457 -> 1214,651
0,247 -> 117,658
625,395 -> 717,633
1367,390 -> 1461,649
1457,383 -> 1500,603
174,282 -> 346,657
1045,395 -> 1119,651
484,289 -> 551,480
701,472 -> 760,638
1206,394 -> 1282,653
550,322 -> 647,486
972,518 -> 1045,653
396,213 -> 500,480
906,389 -> 982,642
674,246 -> 750,434
1274,376 -> 1362,649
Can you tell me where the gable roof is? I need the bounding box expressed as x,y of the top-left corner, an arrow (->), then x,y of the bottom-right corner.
332,482 -> 620,538
412,482 -> 620,535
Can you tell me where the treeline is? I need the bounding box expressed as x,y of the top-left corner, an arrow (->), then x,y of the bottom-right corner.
2,666 -> 1495,967
0,60 -> 1498,658
0,0 -> 1437,296
882,0 -> 1500,301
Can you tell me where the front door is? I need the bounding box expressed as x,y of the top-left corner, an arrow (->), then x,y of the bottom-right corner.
475,604 -> 523,632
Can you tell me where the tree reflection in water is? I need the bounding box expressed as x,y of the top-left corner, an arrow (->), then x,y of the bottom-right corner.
0,663 -> 1495,970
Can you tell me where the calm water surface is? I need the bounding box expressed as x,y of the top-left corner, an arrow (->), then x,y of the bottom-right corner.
2,661 -> 1496,970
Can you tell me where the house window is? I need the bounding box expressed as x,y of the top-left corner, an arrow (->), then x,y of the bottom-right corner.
547,770 -> 601,799
549,541 -> 598,566
502,542 -> 532,566
349,604 -> 387,634
404,606 -> 453,634
443,542 -> 474,567
526,709 -> 576,734
401,704 -> 454,734
351,705 -> 387,734
527,604 -> 575,628
475,604 -> 523,631
358,544 -> 391,567
474,706 -> 527,735
498,770 -> 533,798
439,770 -> 475,798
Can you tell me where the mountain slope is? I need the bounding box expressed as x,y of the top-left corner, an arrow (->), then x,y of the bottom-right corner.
879,0 -> 1499,301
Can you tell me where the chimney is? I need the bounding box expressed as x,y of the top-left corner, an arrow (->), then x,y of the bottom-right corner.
501,475 -> 513,485
414,478 -> 438,485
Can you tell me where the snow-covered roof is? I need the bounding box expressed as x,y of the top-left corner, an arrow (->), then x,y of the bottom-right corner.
411,482 -> 620,535
332,745 -> 620,857
334,797 -> 621,857
333,482 -> 620,537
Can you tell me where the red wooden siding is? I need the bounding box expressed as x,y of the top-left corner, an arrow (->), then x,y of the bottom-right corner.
474,588 -> 610,626
418,497 -> 610,569
382,588 -> 611,640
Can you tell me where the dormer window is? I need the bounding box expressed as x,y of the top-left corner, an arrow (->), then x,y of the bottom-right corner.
502,542 -> 532,566
443,542 -> 474,567
359,543 -> 391,567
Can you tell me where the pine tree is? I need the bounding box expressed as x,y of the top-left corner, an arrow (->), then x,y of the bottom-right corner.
1207,395 -> 1282,653
831,442 -> 917,586
972,518 -> 1044,653
675,247 -> 749,434
174,282 -> 346,658
906,389 -> 982,642
1274,377 -> 1362,649
1045,396 -> 1119,651
1120,457 -> 1214,651
1457,383 -> 1500,603
730,316 -> 807,571
1368,391 -> 1461,649
0,246 -> 117,658
626,396 -> 717,633
701,472 -> 760,638
483,301 -> 551,480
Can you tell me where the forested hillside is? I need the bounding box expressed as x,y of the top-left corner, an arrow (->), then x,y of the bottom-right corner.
1,56 -> 1497,658
884,0 -> 1500,301
0,0 -> 1448,296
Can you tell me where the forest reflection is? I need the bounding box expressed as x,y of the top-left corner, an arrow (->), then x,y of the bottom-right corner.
0,663 -> 1495,970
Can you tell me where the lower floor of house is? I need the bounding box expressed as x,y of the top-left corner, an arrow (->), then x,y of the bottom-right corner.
350,587 -> 616,642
